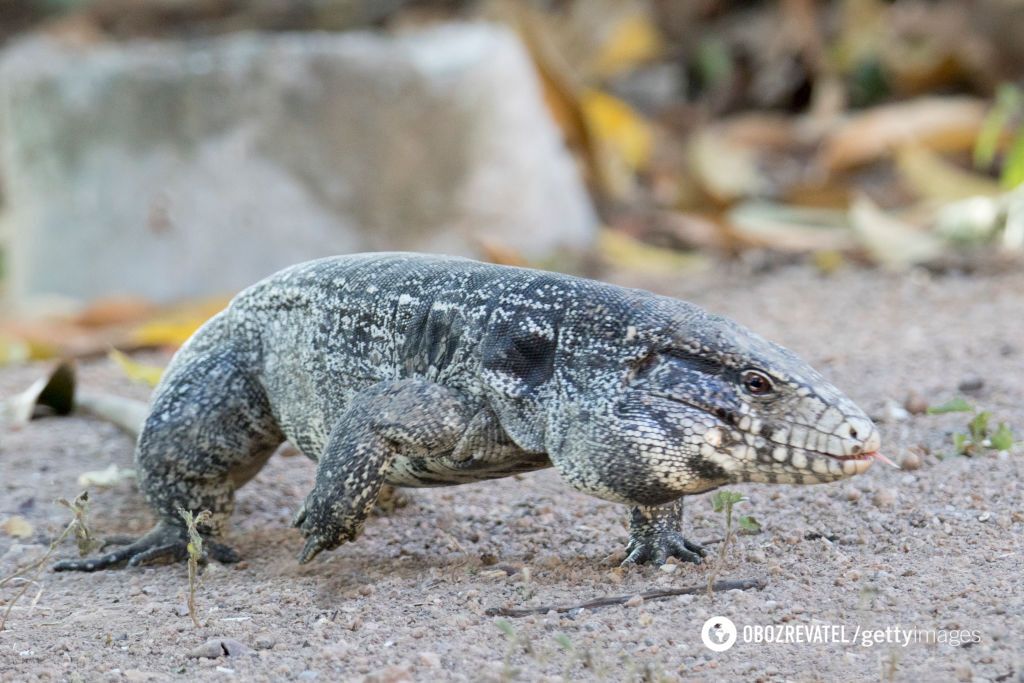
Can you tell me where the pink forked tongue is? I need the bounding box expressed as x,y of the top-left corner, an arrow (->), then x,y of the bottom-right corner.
870,452 -> 900,469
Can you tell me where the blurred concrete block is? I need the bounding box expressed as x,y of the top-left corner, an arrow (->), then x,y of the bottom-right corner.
0,24 -> 596,305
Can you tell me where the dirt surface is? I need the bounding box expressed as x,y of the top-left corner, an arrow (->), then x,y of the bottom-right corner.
2,263 -> 1022,682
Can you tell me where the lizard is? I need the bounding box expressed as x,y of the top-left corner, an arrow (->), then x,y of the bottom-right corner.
54,252 -> 882,572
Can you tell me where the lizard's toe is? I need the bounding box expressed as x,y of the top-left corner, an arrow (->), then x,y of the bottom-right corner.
53,522 -> 239,572
621,532 -> 705,567
298,536 -> 328,564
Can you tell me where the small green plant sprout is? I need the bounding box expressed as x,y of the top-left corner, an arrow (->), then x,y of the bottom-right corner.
494,618 -> 523,681
1,491 -> 100,631
177,507 -> 213,628
927,397 -> 973,415
707,490 -> 758,599
950,411 -> 1017,456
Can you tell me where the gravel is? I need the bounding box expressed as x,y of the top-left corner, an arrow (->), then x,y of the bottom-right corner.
1,262 -> 1022,681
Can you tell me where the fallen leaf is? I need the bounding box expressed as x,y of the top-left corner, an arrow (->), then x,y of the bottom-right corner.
109,349 -> 164,387
933,195 -> 1004,244
598,229 -> 707,275
587,10 -> 663,78
1,516 -> 34,539
581,88 -> 654,173
78,464 -> 136,488
73,296 -> 156,328
689,127 -> 771,204
896,145 -> 1001,202
0,361 -> 76,429
849,195 -> 945,269
727,202 -> 855,252
820,97 -> 989,172
131,297 -> 229,347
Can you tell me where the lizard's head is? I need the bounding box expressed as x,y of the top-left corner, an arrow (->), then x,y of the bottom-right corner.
611,300 -> 882,492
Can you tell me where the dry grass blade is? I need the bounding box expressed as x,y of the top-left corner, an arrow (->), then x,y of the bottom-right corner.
0,491 -> 98,631
178,507 -> 213,628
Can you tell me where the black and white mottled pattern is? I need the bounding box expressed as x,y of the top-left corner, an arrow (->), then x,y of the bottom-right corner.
54,253 -> 881,571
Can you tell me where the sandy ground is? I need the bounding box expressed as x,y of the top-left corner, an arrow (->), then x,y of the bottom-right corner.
1,262 -> 1022,682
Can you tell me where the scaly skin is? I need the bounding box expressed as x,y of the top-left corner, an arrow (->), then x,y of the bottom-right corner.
54,253 -> 880,572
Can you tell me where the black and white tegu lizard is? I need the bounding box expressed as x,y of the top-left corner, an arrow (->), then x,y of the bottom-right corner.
55,253 -> 882,572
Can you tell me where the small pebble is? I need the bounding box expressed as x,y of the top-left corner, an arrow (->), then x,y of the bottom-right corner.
417,652 -> 441,668
957,376 -> 984,393
900,451 -> 922,471
903,391 -> 928,415
187,638 -> 253,659
624,595 -> 644,608
873,488 -> 897,508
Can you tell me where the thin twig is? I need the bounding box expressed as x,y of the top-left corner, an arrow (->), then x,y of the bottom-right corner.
484,577 -> 767,617
1,492 -> 96,631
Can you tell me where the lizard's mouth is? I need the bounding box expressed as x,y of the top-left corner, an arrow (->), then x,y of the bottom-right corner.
820,450 -> 895,475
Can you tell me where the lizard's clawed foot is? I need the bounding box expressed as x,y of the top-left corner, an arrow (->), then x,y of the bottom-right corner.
292,493 -> 363,564
53,522 -> 239,572
621,532 -> 706,566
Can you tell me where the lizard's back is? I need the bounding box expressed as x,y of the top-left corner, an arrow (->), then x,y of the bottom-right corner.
217,253 -> 611,460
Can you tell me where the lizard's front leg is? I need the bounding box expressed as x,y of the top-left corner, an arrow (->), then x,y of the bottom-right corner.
292,379 -> 471,564
623,500 -> 707,566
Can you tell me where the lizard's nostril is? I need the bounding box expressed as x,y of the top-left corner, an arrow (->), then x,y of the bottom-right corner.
849,426 -> 858,439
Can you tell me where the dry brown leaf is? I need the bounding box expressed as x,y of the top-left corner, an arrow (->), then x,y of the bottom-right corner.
849,195 -> 945,269
689,128 -> 771,204
77,464 -> 136,488
580,88 -> 654,174
1,516 -> 34,539
727,202 -> 856,252
895,145 -> 1001,202
131,297 -> 230,347
820,97 -> 989,172
586,9 -> 663,79
73,296 -> 156,328
1,361 -> 76,429
108,349 -> 165,387
598,229 -> 707,275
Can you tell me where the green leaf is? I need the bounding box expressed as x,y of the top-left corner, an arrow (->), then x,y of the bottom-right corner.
695,37 -> 733,90
495,619 -> 516,638
968,411 -> 991,442
738,515 -> 762,533
1001,131 -> 1024,190
975,84 -> 1022,169
952,432 -> 971,456
991,423 -> 1016,451
927,398 -> 973,414
554,634 -> 573,650
712,490 -> 744,513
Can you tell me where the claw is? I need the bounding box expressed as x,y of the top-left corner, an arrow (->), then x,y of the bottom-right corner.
621,534 -> 705,567
291,501 -> 308,529
52,522 -> 239,572
298,537 -> 325,564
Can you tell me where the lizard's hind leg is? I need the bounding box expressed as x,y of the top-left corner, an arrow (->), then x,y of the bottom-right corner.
54,347 -> 283,571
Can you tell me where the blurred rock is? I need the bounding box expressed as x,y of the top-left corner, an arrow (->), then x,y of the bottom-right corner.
0,23 -> 595,306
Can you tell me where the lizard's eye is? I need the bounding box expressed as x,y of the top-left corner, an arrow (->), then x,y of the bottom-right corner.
741,370 -> 774,396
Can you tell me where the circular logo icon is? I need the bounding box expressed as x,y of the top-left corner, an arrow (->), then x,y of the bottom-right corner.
701,616 -> 738,652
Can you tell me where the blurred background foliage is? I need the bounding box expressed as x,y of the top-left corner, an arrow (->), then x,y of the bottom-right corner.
1,0 -> 1023,367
